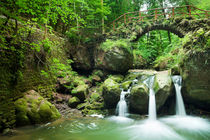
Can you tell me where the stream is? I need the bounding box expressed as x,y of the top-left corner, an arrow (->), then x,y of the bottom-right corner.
1,115 -> 210,140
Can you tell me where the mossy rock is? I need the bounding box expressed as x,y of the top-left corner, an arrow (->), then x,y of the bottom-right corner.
102,78 -> 121,109
85,102 -> 104,110
180,50 -> 210,111
14,98 -> 31,126
94,40 -> 133,73
92,69 -> 106,80
68,97 -> 81,108
122,81 -> 132,90
127,70 -> 173,114
82,109 -> 106,115
71,84 -> 88,101
128,83 -> 149,114
90,93 -> 101,103
14,90 -> 61,126
109,75 -> 124,83
77,102 -> 88,110
124,72 -> 140,81
153,70 -> 173,110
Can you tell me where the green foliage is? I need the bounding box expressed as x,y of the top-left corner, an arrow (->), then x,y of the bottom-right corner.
41,58 -> 76,79
132,30 -> 181,67
101,39 -> 131,52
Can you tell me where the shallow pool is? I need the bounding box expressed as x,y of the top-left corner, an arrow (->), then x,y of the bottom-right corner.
1,115 -> 210,140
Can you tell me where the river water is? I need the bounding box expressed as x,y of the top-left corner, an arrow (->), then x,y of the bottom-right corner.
1,115 -> 210,140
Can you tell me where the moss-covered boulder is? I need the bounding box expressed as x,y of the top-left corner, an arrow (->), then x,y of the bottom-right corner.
127,70 -> 172,114
153,70 -> 173,110
180,50 -> 210,111
71,84 -> 88,101
82,100 -> 105,115
128,83 -> 149,114
102,78 -> 121,108
94,39 -> 133,73
80,86 -> 106,115
68,97 -> 80,108
14,90 -> 61,126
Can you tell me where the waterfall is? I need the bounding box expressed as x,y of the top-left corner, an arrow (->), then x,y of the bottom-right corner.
144,76 -> 157,120
116,90 -> 129,117
172,76 -> 186,116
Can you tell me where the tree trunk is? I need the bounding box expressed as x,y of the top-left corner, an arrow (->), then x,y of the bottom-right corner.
4,16 -> 10,26
14,19 -> 18,35
168,31 -> 171,44
101,0 -> 105,34
160,0 -> 171,44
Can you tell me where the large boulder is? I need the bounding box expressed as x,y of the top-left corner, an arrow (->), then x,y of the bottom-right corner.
128,70 -> 173,114
180,50 -> 210,111
70,45 -> 92,70
102,78 -> 121,108
14,90 -> 61,126
153,70 -> 173,110
71,84 -> 89,101
94,40 -> 133,73
129,83 -> 149,113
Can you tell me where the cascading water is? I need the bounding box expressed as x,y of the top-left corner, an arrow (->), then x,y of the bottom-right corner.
116,90 -> 129,117
172,76 -> 186,116
144,76 -> 156,120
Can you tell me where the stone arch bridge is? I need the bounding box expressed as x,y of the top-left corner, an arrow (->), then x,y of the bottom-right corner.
106,5 -> 210,41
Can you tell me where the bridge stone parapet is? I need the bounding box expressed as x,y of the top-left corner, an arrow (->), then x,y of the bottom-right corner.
106,5 -> 210,41
106,17 -> 210,41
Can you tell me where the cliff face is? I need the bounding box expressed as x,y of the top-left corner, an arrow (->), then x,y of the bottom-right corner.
0,20 -> 67,132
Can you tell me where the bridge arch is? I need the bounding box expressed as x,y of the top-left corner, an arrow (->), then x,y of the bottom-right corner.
106,5 -> 210,41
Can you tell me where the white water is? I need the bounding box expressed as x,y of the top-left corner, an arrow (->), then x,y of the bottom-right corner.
116,90 -> 129,117
160,115 -> 210,140
125,119 -> 184,140
172,76 -> 186,116
144,76 -> 156,120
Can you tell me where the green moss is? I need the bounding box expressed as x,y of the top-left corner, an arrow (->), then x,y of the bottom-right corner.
103,78 -> 120,91
38,102 -> 53,121
108,75 -> 124,83
68,97 -> 80,108
122,81 -> 132,90
124,73 -> 139,81
77,102 -> 88,110
90,93 -> 101,103
71,84 -> 88,101
132,84 -> 148,95
14,98 -> 30,126
100,39 -> 131,53
14,91 -> 61,126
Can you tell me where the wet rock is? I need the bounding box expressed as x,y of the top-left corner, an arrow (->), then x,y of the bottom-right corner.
180,50 -> 210,111
102,78 -> 121,108
129,83 -> 149,114
127,70 -> 173,114
14,90 -> 61,126
153,70 -> 173,110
